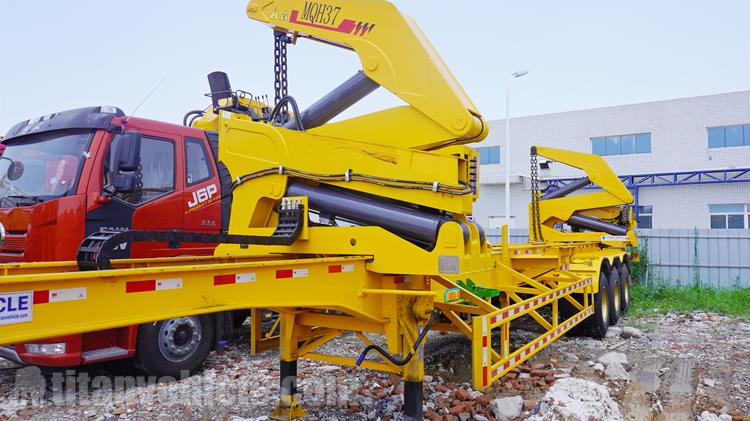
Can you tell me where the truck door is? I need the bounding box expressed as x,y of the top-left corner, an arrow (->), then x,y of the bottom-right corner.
127,134 -> 183,258
91,131 -> 183,259
182,136 -> 221,254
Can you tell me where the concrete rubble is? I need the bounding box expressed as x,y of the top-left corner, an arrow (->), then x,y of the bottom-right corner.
527,378 -> 622,421
489,395 -> 523,421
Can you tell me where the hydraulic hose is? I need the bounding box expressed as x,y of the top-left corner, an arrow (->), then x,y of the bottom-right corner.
269,95 -> 304,131
183,110 -> 205,126
356,309 -> 441,367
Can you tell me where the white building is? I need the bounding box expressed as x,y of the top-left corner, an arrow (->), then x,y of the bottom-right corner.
472,90 -> 750,230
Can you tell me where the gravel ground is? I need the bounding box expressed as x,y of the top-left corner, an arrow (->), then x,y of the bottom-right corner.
0,310 -> 748,421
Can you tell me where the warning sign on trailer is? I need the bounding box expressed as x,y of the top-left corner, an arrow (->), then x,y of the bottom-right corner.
0,291 -> 33,326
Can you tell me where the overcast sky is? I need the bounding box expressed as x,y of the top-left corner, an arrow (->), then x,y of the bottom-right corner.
1,1 -> 749,132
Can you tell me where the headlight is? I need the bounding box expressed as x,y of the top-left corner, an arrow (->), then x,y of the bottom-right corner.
24,343 -> 67,355
0,222 -> 5,248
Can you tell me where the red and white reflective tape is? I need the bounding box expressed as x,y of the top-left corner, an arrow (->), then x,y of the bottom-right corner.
481,315 -> 489,386
214,272 -> 257,286
490,307 -> 593,378
490,277 -> 592,324
126,278 -> 183,294
275,268 -> 309,279
393,276 -> 413,285
328,263 -> 355,273
34,287 -> 87,304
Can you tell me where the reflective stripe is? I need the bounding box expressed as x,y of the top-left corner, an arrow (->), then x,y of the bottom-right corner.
33,287 -> 87,304
489,308 -> 593,378
155,278 -> 182,291
126,279 -> 182,293
215,273 -> 256,285
328,264 -> 355,273
276,268 -> 309,279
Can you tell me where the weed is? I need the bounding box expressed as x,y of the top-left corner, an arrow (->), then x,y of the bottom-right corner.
630,283 -> 750,318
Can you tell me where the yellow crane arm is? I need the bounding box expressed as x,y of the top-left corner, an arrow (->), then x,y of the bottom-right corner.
246,0 -> 488,150
531,146 -> 637,245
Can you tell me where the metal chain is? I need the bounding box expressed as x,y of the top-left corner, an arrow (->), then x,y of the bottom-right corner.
530,152 -> 544,242
274,31 -> 289,117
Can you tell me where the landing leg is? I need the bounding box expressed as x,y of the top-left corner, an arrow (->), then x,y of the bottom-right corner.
271,314 -> 307,421
401,307 -> 426,421
403,380 -> 424,421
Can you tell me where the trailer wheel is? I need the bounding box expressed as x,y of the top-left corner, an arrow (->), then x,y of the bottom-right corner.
618,265 -> 631,314
589,271 -> 610,339
136,314 -> 214,377
559,294 -> 586,336
607,269 -> 622,325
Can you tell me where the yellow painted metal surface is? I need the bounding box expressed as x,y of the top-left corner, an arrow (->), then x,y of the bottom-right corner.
0,1 -> 642,419
246,0 -> 487,151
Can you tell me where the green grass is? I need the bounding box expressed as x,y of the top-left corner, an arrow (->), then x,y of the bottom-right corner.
629,283 -> 750,318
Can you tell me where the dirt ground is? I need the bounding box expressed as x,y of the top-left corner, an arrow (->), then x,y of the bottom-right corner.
0,310 -> 748,420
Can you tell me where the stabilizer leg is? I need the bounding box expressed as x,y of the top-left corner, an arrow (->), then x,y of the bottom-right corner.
400,298 -> 427,421
270,360 -> 307,420
271,313 -> 308,421
404,380 -> 424,421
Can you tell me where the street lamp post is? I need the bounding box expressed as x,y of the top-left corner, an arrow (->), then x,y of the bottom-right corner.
505,69 -> 528,228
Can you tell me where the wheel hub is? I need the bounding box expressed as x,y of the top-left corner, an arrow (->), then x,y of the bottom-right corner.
159,316 -> 202,363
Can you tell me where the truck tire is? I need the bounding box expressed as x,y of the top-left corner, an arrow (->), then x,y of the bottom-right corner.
588,271 -> 610,339
136,314 -> 214,377
559,294 -> 586,336
607,269 -> 622,325
618,265 -> 631,314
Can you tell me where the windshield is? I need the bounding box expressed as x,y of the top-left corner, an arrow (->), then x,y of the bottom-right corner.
0,130 -> 93,206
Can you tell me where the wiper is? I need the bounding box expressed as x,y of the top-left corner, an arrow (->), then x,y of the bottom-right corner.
5,195 -> 45,205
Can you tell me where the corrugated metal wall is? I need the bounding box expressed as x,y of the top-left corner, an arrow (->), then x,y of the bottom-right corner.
486,229 -> 750,288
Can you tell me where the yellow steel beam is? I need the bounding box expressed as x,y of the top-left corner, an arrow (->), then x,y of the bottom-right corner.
508,292 -> 552,331
477,306 -> 594,389
297,329 -> 341,356
296,312 -> 384,334
0,256 -> 385,345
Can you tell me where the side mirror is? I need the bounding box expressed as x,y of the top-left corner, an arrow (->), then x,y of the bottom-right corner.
109,132 -> 141,194
115,132 -> 141,172
7,160 -> 24,181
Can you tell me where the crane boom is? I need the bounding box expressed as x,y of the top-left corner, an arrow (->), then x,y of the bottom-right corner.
247,0 -> 488,150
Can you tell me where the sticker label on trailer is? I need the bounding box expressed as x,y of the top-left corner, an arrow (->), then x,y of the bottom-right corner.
600,235 -> 628,242
0,291 -> 33,326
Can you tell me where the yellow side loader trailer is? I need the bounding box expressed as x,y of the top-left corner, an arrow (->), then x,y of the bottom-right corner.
0,1 -> 638,420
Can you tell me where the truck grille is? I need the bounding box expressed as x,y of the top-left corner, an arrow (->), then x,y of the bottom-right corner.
0,232 -> 26,261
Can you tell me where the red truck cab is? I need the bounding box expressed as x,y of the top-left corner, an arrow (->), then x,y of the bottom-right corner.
0,106 -> 234,375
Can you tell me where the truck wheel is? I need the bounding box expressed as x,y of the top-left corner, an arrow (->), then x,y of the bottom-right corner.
607,269 -> 622,325
618,266 -> 631,314
588,271 -> 610,339
136,315 -> 214,377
